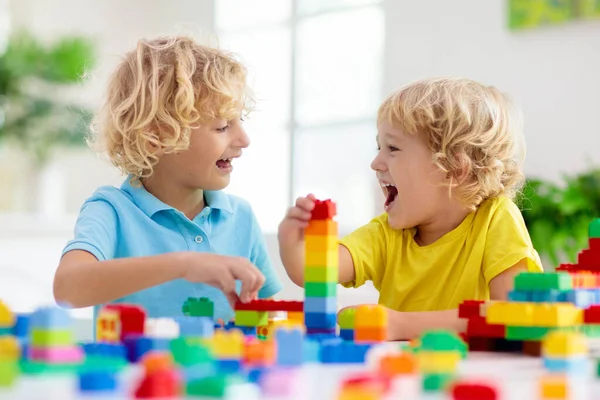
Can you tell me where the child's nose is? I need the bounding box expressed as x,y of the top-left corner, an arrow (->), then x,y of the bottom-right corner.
235,127 -> 251,148
371,154 -> 386,172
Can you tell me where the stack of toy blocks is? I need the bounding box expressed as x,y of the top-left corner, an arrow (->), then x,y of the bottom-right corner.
0,301 -> 18,387
304,199 -> 338,335
338,308 -> 356,340
354,305 -> 387,343
234,299 -> 303,337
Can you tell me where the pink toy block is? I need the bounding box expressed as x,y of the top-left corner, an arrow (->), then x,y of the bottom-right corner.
260,368 -> 300,397
29,345 -> 83,363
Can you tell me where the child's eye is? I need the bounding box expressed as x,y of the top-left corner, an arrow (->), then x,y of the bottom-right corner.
388,145 -> 399,152
216,125 -> 229,133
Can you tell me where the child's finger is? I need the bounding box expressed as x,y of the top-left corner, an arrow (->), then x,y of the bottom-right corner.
286,207 -> 312,221
295,196 -> 315,212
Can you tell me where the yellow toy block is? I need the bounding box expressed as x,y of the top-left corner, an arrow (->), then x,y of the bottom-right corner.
417,351 -> 461,373
543,331 -> 587,358
539,375 -> 568,399
486,302 -> 535,326
355,305 -> 388,328
95,309 -> 121,343
533,303 -> 582,327
337,388 -> 381,400
0,336 -> 19,361
306,249 -> 338,268
305,234 -> 338,252
211,330 -> 244,358
0,301 -> 14,327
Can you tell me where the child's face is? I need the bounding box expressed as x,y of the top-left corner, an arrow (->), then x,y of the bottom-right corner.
156,117 -> 250,191
372,120 -> 452,230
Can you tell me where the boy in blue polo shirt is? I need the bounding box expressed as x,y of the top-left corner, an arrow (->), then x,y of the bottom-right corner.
53,35 -> 282,323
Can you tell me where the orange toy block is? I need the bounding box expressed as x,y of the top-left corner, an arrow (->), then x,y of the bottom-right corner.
539,375 -> 568,399
142,351 -> 175,374
306,220 -> 338,236
379,353 -> 416,376
243,338 -> 276,366
305,250 -> 338,267
355,327 -> 387,343
355,305 -> 388,328
305,234 -> 338,252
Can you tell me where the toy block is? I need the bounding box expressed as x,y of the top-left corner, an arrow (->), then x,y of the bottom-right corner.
174,316 -> 214,337
355,305 -> 387,328
234,310 -> 268,327
584,304 -> 600,323
338,307 -> 357,329
31,329 -> 73,347
304,312 -> 336,329
144,318 -> 180,339
287,312 -> 304,324
420,330 -> 467,355
320,341 -> 371,363
523,340 -> 543,357
449,381 -> 498,400
506,326 -> 556,341
531,290 -> 565,303
379,353 -> 416,376
216,358 -> 242,373
304,297 -> 337,314
78,370 -> 118,392
311,199 -> 336,220
507,290 -> 530,302
122,336 -> 170,363
186,375 -> 243,397
0,361 -> 18,387
340,329 -> 354,341
355,327 -> 386,343
12,314 -> 29,338
539,375 -> 568,400
465,336 -> 495,352
0,301 -> 14,327
169,337 -> 212,367
486,302 -> 534,326
243,338 -> 275,367
234,299 -> 303,312
565,289 -> 595,308
211,330 -> 244,359
29,306 -> 71,330
417,351 -> 461,373
532,303 -> 582,327
340,373 -> 391,397
458,300 -> 484,319
306,219 -> 338,236
306,250 -> 338,268
514,272 -> 572,292
182,297 -> 214,318
260,368 -> 300,398
466,316 -> 506,338
542,331 -> 587,358
422,373 -> 454,392
581,324 -> 600,337
28,345 -> 84,364
543,355 -> 587,374
0,336 -> 20,361
135,369 -> 181,398
337,388 -> 381,400
305,234 -> 338,253
305,282 -> 337,297
305,266 -> 338,283
104,304 -> 146,340
96,309 -> 121,343
307,327 -> 336,335
81,342 -> 128,370
589,219 -> 600,238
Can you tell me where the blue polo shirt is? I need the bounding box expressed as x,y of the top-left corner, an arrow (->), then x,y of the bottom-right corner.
62,176 -> 282,322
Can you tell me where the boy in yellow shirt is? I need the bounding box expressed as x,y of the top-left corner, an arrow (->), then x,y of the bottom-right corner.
278,77 -> 543,340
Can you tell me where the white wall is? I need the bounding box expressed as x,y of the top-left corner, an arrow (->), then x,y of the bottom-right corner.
383,0 -> 600,181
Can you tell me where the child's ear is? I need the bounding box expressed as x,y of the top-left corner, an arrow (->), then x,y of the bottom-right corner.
448,153 -> 472,185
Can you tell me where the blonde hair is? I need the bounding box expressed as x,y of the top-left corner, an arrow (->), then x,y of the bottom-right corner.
89,35 -> 252,179
378,77 -> 525,211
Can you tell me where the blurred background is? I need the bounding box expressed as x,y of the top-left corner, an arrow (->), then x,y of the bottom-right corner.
0,0 -> 599,322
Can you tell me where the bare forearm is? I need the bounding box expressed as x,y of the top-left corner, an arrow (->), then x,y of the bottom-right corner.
387,308 -> 466,340
279,244 -> 305,287
54,252 -> 188,308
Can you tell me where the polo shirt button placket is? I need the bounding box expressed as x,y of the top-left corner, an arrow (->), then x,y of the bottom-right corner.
194,235 -> 203,244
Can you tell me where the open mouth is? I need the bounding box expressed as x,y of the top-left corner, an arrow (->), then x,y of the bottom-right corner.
382,183 -> 398,211
216,158 -> 232,170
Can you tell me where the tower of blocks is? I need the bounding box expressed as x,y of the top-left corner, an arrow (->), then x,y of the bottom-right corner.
304,199 -> 338,335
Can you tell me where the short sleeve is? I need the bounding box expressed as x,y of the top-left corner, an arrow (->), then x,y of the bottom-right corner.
339,214 -> 388,289
248,210 -> 283,299
482,197 -> 544,284
62,199 -> 119,261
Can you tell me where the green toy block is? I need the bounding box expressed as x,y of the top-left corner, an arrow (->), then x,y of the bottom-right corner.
182,297 -> 214,318
31,329 -> 73,347
20,360 -> 81,375
419,330 -> 467,358
304,282 -> 337,297
338,308 -> 356,329
0,362 -> 18,387
170,337 -> 213,367
505,326 -> 575,341
422,373 -> 454,392
514,272 -> 572,292
187,375 -> 243,397
234,310 -> 268,327
589,219 -> 600,239
305,266 -> 338,283
581,324 -> 600,338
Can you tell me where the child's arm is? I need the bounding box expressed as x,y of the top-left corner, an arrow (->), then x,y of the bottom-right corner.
386,260 -> 529,340
278,194 -> 355,286
54,250 -> 265,308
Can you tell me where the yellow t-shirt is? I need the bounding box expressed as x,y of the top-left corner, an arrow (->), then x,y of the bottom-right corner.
339,196 -> 543,312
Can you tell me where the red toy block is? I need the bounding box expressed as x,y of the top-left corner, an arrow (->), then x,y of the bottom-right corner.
458,300 -> 483,319
466,316 -> 505,338
341,372 -> 391,394
311,199 -> 336,220
104,304 -> 146,341
589,238 -> 600,251
234,299 -> 303,312
466,336 -> 495,352
584,305 -> 600,323
134,370 -> 181,398
449,381 -> 498,400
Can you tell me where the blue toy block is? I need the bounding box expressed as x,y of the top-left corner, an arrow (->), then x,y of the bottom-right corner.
246,368 -> 267,384
175,316 -> 214,337
320,341 -> 371,364
304,297 -> 337,314
82,343 -> 127,359
216,359 -> 241,373
215,321 -> 236,331
12,314 -> 30,338
339,329 -> 354,341
304,332 -> 337,341
507,290 -> 530,302
78,371 -> 118,392
530,290 -> 565,303
276,328 -> 304,366
593,289 -> 600,305
304,312 -> 337,329
565,290 -> 595,309
182,364 -> 216,382
543,356 -> 587,373
237,326 -> 257,336
303,339 -> 320,363
123,336 -> 170,363
29,306 -> 71,329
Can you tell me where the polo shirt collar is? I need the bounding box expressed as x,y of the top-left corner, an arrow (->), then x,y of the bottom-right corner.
121,175 -> 234,217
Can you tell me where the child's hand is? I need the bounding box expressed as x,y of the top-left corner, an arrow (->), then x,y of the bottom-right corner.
180,253 -> 265,307
278,193 -> 317,244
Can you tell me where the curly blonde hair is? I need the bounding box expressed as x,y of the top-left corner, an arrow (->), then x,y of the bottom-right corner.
89,35 -> 253,179
378,77 -> 525,211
